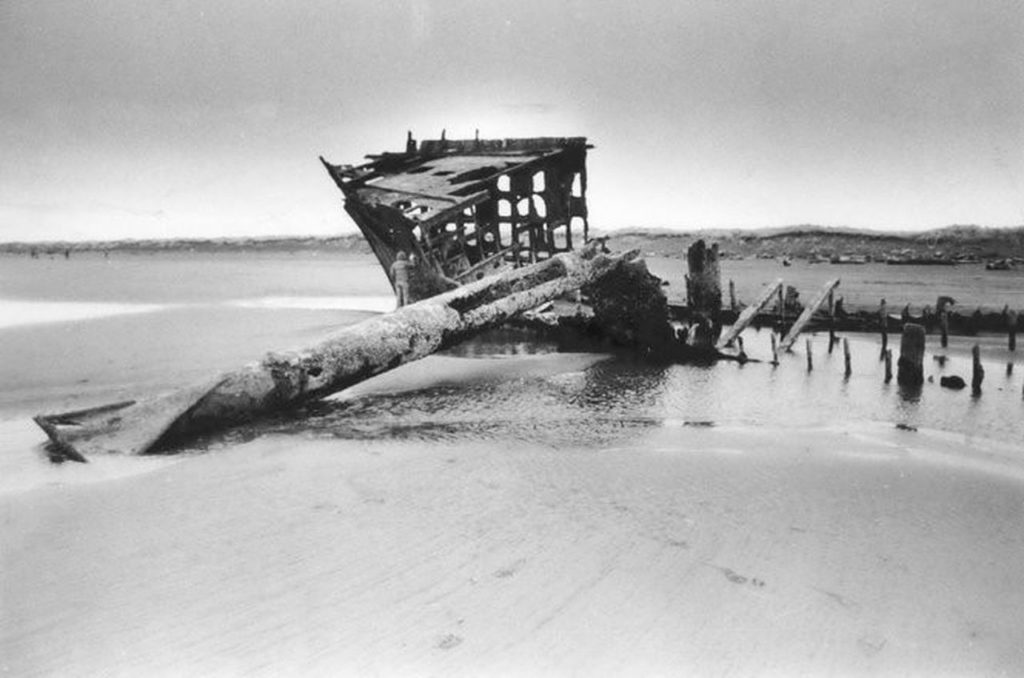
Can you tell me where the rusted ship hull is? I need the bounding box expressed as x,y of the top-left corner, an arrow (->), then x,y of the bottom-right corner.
321,133 -> 592,302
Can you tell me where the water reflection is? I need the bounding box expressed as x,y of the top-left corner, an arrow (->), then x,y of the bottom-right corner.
199,331 -> 1023,454
897,383 -> 923,403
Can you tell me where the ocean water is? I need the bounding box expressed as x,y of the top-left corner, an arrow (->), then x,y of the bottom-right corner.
0,250 -> 1021,494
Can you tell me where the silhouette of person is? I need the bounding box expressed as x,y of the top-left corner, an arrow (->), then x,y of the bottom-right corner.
390,251 -> 411,308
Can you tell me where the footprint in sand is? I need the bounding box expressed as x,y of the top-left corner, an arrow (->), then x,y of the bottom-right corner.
436,634 -> 463,650
857,633 -> 887,656
709,564 -> 766,588
721,567 -> 748,584
493,559 -> 526,579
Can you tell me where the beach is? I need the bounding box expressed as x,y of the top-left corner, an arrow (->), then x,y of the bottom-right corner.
2,251 -> 1024,676
4,421 -> 1024,676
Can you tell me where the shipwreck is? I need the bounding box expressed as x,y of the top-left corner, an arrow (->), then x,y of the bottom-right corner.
33,133 -> 851,462
320,133 -> 592,302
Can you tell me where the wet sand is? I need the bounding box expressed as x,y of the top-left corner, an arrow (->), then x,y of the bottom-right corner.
4,251 -> 1024,676
3,424 -> 1024,677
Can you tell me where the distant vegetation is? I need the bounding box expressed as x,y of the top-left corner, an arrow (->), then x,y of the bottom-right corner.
0,234 -> 372,255
603,225 -> 1024,262
2,225 -> 1022,262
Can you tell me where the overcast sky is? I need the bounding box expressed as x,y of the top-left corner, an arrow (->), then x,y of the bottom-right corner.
1,0 -> 1022,241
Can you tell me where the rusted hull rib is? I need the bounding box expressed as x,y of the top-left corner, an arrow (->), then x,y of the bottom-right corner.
321,134 -> 592,302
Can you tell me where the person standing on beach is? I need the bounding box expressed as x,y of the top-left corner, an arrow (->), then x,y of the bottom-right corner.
390,251 -> 411,308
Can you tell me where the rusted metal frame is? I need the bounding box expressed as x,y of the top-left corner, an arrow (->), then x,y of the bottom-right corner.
415,190 -> 489,235
343,201 -> 405,290
535,165 -> 561,254
327,152 -> 428,186
471,206 -> 485,262
432,150 -> 566,204
454,245 -> 519,282
510,170 -> 542,264
356,184 -> 463,205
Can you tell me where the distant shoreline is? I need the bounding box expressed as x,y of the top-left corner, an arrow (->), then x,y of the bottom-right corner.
0,233 -> 373,255
2,225 -> 1022,260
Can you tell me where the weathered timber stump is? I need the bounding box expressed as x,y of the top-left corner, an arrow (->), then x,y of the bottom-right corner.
1009,310 -> 1018,352
940,375 -> 966,390
897,323 -> 925,387
685,240 -> 722,346
843,337 -> 851,378
879,299 -> 888,360
36,245 -> 637,459
884,348 -> 893,383
584,253 -> 677,355
971,344 -> 984,396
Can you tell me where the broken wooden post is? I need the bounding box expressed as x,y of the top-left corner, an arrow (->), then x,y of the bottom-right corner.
843,337 -> 851,378
770,333 -> 779,366
806,338 -> 813,372
879,299 -> 888,361
828,290 -> 836,354
972,344 -> 984,396
717,278 -> 782,349
777,285 -> 786,328
729,279 -> 737,312
685,240 -> 722,345
35,245 -> 635,460
884,348 -> 893,383
937,296 -> 952,349
1009,309 -> 1018,352
778,279 -> 841,353
897,323 -> 925,387
736,336 -> 747,363
585,252 -> 679,354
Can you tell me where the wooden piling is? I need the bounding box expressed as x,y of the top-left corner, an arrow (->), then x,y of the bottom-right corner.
897,323 -> 925,387
777,286 -> 786,328
718,278 -> 782,349
843,337 -> 851,377
770,333 -> 779,366
779,279 -> 841,353
685,240 -> 722,345
729,279 -> 737,312
884,348 -> 893,383
828,290 -> 836,353
685,240 -> 721,315
806,338 -> 813,372
879,299 -> 888,360
972,344 -> 984,396
1009,309 -> 1018,352
940,311 -> 949,349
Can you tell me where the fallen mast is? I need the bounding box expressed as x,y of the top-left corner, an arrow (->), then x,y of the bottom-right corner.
35,245 -> 653,461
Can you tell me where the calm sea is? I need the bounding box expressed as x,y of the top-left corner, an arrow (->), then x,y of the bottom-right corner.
1,250 -> 1021,493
